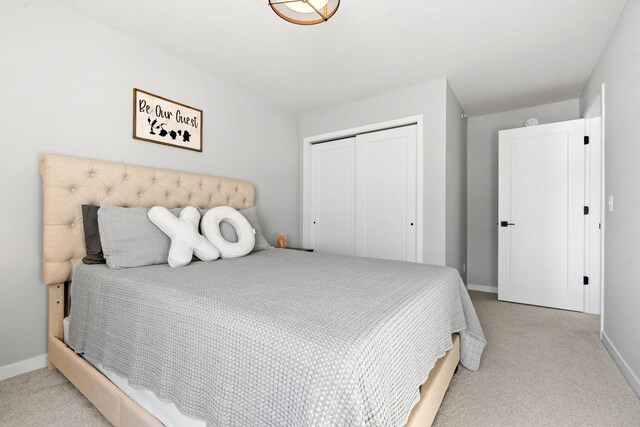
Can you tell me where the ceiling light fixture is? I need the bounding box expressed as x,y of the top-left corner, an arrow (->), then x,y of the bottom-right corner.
268,0 -> 340,25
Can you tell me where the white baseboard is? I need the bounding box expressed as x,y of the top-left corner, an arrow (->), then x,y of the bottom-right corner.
602,331 -> 640,398
467,283 -> 498,294
0,354 -> 48,382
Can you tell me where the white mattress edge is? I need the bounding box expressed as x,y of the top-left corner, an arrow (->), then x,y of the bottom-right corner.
63,316 -> 70,346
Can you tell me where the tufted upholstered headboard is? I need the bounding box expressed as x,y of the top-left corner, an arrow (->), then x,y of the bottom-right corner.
40,154 -> 255,285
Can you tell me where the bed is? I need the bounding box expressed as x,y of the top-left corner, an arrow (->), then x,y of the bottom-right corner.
41,153 -> 486,427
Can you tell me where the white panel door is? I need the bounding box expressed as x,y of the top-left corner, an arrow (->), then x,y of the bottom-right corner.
310,138 -> 356,255
498,120 -> 585,311
355,126 -> 417,262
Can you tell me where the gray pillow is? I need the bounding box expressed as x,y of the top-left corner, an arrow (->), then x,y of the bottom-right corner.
201,206 -> 272,252
98,205 -> 181,268
81,205 -> 105,265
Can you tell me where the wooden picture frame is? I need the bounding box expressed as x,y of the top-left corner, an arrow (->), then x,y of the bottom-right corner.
133,88 -> 203,152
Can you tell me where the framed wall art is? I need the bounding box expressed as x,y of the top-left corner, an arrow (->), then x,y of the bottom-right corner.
133,88 -> 203,152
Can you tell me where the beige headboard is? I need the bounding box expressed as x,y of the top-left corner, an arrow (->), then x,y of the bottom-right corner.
40,154 -> 255,285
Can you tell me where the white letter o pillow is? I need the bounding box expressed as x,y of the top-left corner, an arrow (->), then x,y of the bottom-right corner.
201,206 -> 255,258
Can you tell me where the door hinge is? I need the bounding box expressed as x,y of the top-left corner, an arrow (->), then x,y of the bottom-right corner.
583,276 -> 589,285
584,136 -> 590,145
584,206 -> 589,215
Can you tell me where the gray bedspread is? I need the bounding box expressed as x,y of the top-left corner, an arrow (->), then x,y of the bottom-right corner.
69,249 -> 486,427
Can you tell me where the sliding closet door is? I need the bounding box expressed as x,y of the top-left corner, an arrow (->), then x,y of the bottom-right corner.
355,126 -> 417,262
310,138 -> 356,255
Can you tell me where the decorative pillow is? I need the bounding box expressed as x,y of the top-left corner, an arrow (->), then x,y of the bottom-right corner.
201,206 -> 271,251
201,206 -> 255,258
81,205 -> 106,264
98,205 -> 181,268
148,206 -> 220,267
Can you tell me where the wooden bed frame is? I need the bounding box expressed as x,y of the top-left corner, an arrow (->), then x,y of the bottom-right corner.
41,154 -> 459,427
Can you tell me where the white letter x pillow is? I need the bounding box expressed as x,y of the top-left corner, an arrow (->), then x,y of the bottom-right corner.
148,206 -> 220,267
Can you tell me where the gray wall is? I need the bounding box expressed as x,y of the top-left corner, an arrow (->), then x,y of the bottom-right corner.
580,0 -> 640,396
0,0 -> 300,368
300,79 -> 449,266
466,99 -> 580,287
445,83 -> 468,282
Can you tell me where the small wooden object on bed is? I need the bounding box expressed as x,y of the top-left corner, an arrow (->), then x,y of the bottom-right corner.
41,153 -> 459,427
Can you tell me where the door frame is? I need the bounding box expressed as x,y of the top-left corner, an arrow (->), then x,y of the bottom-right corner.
302,115 -> 424,262
584,84 -> 606,327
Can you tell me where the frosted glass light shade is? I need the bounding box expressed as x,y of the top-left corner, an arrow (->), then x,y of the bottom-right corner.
284,0 -> 329,14
268,0 -> 340,25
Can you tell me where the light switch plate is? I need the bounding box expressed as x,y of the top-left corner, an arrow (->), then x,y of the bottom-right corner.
608,195 -> 614,212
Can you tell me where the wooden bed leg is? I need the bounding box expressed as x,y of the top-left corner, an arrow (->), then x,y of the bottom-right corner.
48,283 -> 65,370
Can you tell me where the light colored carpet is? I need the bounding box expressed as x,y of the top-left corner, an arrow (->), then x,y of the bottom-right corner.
433,292 -> 640,426
1,291 -> 638,426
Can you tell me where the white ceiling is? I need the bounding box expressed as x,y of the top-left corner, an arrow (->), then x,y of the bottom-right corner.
57,0 -> 626,116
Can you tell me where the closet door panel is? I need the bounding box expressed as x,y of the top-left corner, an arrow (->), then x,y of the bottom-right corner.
355,126 -> 417,262
310,138 -> 356,255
